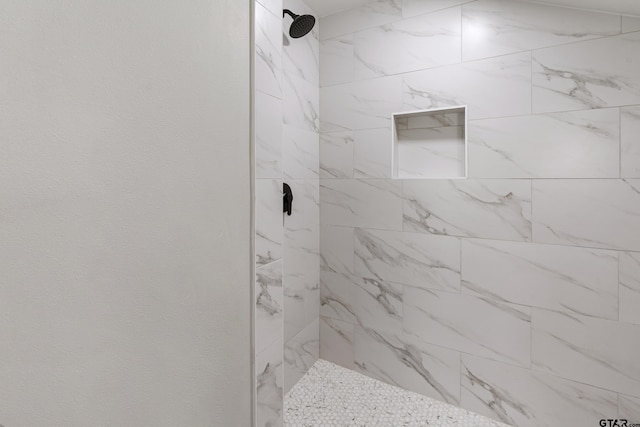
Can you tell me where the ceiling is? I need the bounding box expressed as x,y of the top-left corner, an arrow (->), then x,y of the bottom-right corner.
304,0 -> 640,18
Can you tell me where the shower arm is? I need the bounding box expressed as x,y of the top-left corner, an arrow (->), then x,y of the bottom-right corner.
283,9 -> 296,19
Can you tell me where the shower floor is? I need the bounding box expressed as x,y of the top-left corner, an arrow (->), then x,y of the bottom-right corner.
284,359 -> 510,427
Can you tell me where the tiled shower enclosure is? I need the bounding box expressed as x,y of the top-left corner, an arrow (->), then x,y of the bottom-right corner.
257,0 -> 640,425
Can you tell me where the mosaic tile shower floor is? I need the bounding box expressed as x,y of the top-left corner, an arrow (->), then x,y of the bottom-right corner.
284,359 -> 510,427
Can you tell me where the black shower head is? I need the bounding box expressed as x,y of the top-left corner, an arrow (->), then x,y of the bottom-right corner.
283,9 -> 316,39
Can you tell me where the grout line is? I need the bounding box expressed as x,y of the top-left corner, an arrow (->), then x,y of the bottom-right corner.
620,14 -> 624,35
400,178 -> 405,232
458,351 -> 463,404
408,280 -> 617,323
466,105 -> 632,122
320,27 -> 631,90
617,252 -> 621,322
530,179 -> 534,240
530,49 -> 534,114
400,0 -> 477,23
320,219 -> 640,254
459,236 -> 463,294
621,27 -> 640,36
620,107 -> 623,179
323,176 -> 637,180
460,3 -> 464,64
529,305 -> 534,370
316,103 -> 640,135
520,0 -> 640,19
322,50 -> 529,89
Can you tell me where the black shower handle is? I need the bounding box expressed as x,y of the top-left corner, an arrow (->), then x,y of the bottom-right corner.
283,183 -> 293,216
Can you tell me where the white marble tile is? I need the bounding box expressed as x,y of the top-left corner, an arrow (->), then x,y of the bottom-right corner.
354,7 -> 461,79
283,18 -> 319,86
256,260 -> 284,355
319,225 -> 355,326
622,106 -> 640,178
355,228 -> 461,292
283,180 -> 319,341
352,276 -> 403,332
256,179 -> 283,266
620,252 -> 640,325
403,52 -> 531,120
283,73 -> 319,132
532,179 -> 640,251
623,16 -> 640,33
255,2 -> 283,99
354,326 -> 461,405
353,75 -> 404,130
403,179 -> 532,241
461,354 -> 618,427
320,132 -> 354,179
282,125 -> 319,179
321,179 -> 403,230
284,233 -> 319,341
533,32 -> 640,113
320,0 -> 402,41
321,79 -> 400,141
354,128 -> 392,178
462,0 -> 620,62
320,225 -> 354,275
461,239 -> 618,320
532,309 -> 640,397
305,277 -> 320,328
402,0 -> 474,19
282,180 -> 318,240
468,108 -> 620,178
320,270 -> 357,324
285,179 -> 319,231
320,226 -> 356,326
284,359 -> 509,426
397,125 -> 466,179
255,91 -> 283,179
320,35 -> 354,87
619,394 -> 640,422
257,0 -> 282,18
404,287 -> 532,367
320,316 -> 355,369
320,83 -> 355,133
284,319 -> 319,394
283,283 -> 305,343
256,339 -> 284,427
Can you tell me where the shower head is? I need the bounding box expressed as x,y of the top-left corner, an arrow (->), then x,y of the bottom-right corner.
283,9 -> 316,39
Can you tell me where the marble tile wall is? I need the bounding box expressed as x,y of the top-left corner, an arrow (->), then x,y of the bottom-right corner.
319,1 -> 640,426
254,1 -> 284,424
254,0 -> 320,425
281,0 -> 320,399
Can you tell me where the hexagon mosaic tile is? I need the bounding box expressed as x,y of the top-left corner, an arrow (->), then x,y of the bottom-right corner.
284,359 -> 511,427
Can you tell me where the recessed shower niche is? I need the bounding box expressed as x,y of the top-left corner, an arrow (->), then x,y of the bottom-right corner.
392,106 -> 467,179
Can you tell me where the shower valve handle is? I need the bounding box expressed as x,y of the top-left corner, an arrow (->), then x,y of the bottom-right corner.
283,183 -> 293,216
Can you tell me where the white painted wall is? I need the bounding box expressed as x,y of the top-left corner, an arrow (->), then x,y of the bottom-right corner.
0,1 -> 252,425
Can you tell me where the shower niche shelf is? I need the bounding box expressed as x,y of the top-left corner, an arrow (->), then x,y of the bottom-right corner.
392,105 -> 467,179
